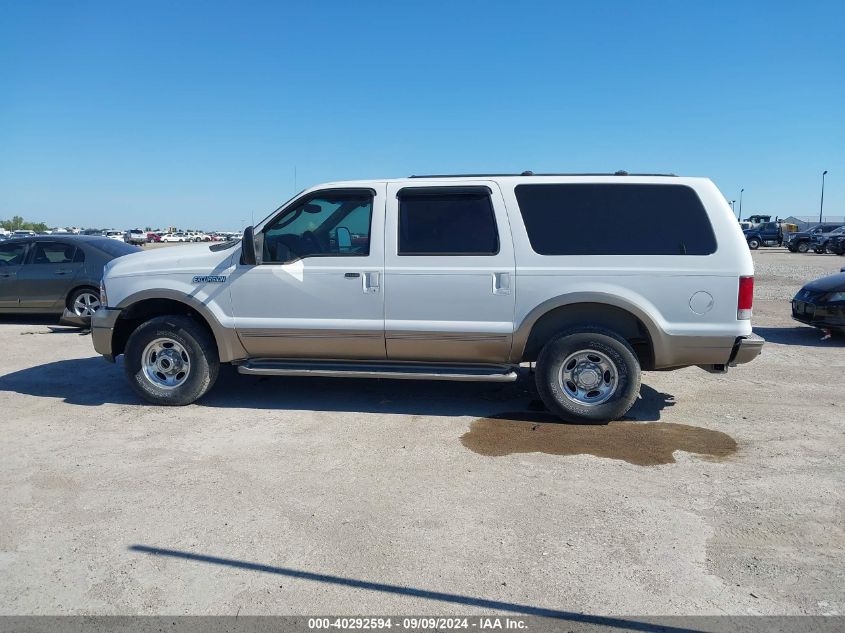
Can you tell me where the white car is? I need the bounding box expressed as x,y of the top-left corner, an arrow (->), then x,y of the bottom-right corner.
102,230 -> 125,241
161,233 -> 189,243
93,172 -> 764,421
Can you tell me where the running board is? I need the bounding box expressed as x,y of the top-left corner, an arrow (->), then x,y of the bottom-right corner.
236,359 -> 519,382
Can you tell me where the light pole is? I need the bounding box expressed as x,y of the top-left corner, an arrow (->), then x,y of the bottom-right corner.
730,200 -> 735,214
738,188 -> 744,220
819,170 -> 828,223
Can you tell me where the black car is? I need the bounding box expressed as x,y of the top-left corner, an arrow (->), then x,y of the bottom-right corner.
785,223 -> 844,253
791,272 -> 845,334
814,227 -> 845,254
828,234 -> 845,256
0,236 -> 139,323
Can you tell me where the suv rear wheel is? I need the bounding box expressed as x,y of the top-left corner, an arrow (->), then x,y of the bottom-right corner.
124,315 -> 219,406
747,238 -> 760,250
796,241 -> 810,253
535,328 -> 641,424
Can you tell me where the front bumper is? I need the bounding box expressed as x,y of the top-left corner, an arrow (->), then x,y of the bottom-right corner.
729,333 -> 765,366
91,307 -> 122,362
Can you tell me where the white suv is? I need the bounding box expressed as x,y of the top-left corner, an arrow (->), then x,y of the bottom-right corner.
92,173 -> 763,422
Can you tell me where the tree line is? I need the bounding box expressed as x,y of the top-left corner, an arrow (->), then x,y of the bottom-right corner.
1,215 -> 49,233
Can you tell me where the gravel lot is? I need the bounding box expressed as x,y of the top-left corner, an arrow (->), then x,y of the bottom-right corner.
0,248 -> 843,617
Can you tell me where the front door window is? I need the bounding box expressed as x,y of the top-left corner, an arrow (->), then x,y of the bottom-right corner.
263,191 -> 373,263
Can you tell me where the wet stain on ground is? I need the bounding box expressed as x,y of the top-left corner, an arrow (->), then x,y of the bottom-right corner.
460,413 -> 737,466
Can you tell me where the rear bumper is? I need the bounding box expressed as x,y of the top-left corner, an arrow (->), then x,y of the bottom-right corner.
730,333 -> 765,365
91,307 -> 122,362
59,309 -> 90,328
792,301 -> 845,329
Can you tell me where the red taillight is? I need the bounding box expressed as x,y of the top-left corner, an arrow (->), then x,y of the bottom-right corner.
738,276 -> 754,320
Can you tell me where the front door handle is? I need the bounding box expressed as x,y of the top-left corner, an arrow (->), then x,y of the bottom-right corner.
55,269 -> 71,275
344,272 -> 360,279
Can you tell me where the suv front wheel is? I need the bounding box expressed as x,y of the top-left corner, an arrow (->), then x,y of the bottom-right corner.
124,315 -> 219,406
535,328 -> 641,424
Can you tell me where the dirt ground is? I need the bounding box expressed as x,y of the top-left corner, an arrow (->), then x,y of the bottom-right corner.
0,248 -> 843,617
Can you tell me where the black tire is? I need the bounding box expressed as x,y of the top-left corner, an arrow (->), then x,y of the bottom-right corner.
814,246 -> 825,254
535,327 -> 641,424
123,315 -> 219,406
797,241 -> 810,253
787,245 -> 797,252
747,238 -> 760,250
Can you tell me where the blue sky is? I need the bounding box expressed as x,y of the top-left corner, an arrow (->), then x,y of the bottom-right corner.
1,0 -> 843,230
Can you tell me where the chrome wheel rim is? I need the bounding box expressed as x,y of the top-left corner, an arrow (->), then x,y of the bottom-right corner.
72,292 -> 101,316
558,349 -> 619,406
142,338 -> 191,390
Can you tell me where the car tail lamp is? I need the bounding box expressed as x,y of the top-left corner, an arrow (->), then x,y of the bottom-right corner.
737,276 -> 754,320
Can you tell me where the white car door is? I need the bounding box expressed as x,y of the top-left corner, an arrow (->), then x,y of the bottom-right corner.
384,181 -> 516,363
229,185 -> 386,359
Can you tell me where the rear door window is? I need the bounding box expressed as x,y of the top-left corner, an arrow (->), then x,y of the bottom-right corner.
31,242 -> 76,264
514,183 -> 717,256
397,187 -> 499,255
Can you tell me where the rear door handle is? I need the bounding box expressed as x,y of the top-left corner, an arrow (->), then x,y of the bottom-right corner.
493,272 -> 511,295
344,272 -> 360,278
55,269 -> 71,275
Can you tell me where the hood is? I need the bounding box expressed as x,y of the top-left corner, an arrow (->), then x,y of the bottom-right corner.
802,272 -> 845,293
105,242 -> 240,278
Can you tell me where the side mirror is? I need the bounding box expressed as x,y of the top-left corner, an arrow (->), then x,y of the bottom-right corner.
336,226 -> 352,252
241,226 -> 260,265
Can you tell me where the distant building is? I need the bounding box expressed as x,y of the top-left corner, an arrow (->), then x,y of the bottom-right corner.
782,216 -> 810,230
783,215 -> 845,229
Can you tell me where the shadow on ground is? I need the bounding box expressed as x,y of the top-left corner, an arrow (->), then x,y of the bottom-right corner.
755,326 -> 845,347
0,314 -> 89,335
0,355 -> 674,423
0,315 -> 63,326
127,545 -> 700,632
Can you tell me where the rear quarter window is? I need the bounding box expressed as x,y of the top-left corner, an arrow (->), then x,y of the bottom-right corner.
91,240 -> 141,258
514,183 -> 717,256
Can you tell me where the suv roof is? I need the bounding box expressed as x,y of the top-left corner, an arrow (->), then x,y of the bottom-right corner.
409,170 -> 678,178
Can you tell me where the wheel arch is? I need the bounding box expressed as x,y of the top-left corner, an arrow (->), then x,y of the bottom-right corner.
512,295 -> 661,370
111,291 -> 246,362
